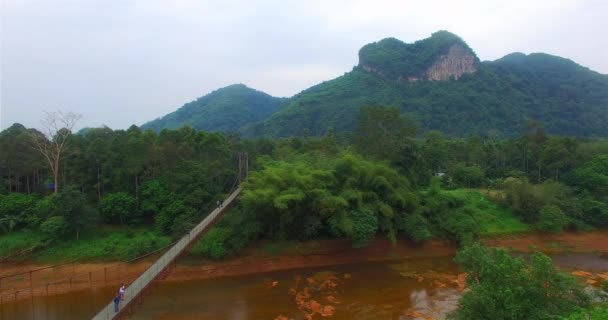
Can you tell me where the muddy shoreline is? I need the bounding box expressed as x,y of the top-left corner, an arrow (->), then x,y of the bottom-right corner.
2,231 -> 608,299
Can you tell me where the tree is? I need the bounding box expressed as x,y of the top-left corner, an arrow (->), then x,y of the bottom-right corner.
353,106 -> 417,162
422,130 -> 449,174
155,200 -> 196,236
100,192 -> 139,225
0,193 -> 37,233
0,124 -> 44,193
453,164 -> 485,188
537,204 -> 567,233
30,111 -> 81,193
53,186 -> 97,240
454,244 -> 589,320
140,180 -> 176,217
572,155 -> 608,197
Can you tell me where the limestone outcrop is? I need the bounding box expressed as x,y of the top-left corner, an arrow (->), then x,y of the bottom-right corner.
425,44 -> 477,81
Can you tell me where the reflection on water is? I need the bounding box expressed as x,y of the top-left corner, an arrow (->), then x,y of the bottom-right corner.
0,285 -> 116,320
130,257 -> 462,320
2,252 -> 607,320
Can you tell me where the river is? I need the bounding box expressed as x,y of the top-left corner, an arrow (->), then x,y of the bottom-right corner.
2,252 -> 607,320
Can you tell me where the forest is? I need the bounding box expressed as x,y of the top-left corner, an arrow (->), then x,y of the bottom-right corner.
1,107 -> 608,318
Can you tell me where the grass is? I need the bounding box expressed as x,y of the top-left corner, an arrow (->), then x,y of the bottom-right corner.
445,189 -> 530,236
35,226 -> 172,263
0,226 -> 172,263
0,230 -> 47,258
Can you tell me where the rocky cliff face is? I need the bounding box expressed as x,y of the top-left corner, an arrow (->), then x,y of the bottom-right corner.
425,44 -> 477,80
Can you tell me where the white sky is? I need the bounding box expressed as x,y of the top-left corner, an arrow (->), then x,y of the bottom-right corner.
1,0 -> 607,131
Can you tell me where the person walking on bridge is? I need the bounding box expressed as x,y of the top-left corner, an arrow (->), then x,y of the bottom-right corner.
119,283 -> 125,300
113,293 -> 121,312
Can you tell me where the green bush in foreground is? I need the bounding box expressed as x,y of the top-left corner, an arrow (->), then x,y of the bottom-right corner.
562,305 -> 608,319
452,244 -> 589,320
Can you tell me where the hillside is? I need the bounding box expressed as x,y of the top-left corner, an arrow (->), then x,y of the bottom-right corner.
145,31 -> 608,138
141,84 -> 287,132
243,31 -> 608,138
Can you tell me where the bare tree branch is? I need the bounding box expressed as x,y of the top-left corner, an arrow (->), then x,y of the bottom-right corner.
29,110 -> 82,193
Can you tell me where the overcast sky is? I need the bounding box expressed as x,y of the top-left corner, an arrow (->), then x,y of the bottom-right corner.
1,0 -> 607,131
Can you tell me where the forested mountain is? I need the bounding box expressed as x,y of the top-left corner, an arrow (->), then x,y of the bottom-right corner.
145,31 -> 608,138
141,84 -> 287,132
245,31 -> 608,137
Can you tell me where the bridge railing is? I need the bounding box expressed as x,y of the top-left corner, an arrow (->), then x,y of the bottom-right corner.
92,186 -> 242,320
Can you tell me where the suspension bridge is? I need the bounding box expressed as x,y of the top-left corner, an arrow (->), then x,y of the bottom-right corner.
92,153 -> 248,319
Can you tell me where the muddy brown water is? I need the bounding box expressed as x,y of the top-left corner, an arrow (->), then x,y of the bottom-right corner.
2,252 -> 607,320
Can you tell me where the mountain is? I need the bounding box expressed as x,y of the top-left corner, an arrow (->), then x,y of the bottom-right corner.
141,84 -> 287,132
145,31 -> 608,138
244,31 -> 608,138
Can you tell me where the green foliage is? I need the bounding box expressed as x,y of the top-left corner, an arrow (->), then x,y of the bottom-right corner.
358,31 -> 474,80
54,186 -> 98,239
40,216 -> 68,240
396,213 -> 432,243
350,208 -> 378,247
353,106 -> 417,162
562,305 -> 608,320
246,42 -> 608,138
504,179 -> 571,223
99,192 -> 139,225
191,227 -> 231,259
190,207 -> 260,259
445,190 -> 529,236
122,232 -> 171,260
537,205 -> 568,233
0,230 -> 46,258
0,226 -> 171,261
572,155 -> 608,197
0,123 -> 44,194
454,244 -> 589,320
241,152 -> 415,246
578,196 -> 608,227
155,200 -> 196,236
453,164 -> 485,188
36,227 -> 171,262
419,189 -> 476,244
0,193 -> 37,233
142,84 -> 287,133
140,180 -> 177,217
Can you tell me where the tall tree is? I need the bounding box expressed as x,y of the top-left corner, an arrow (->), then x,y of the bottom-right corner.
30,111 -> 81,193
353,106 -> 417,162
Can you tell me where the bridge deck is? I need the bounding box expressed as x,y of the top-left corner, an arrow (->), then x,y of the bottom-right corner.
92,187 -> 242,320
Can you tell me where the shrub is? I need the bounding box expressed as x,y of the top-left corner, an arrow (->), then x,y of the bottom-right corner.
537,205 -> 567,233
155,200 -> 196,235
455,244 -> 589,320
453,164 -> 485,188
191,227 -> 231,259
350,208 -> 378,247
123,233 -> 163,260
398,213 -> 432,243
0,193 -> 38,233
40,216 -> 68,240
100,192 -> 139,225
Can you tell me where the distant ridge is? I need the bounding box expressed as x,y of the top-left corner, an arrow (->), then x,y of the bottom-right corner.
141,84 -> 287,133
144,31 -> 608,138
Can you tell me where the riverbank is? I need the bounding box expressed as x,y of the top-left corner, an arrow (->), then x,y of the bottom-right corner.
2,231 -> 608,300
170,231 -> 608,282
